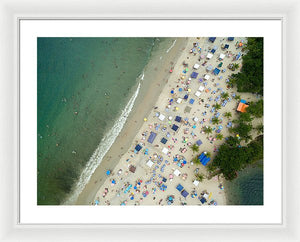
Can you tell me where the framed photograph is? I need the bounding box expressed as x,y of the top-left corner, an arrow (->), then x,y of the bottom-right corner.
0,0 -> 299,241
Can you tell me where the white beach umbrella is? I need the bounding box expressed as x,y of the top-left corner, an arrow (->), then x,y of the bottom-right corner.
146,160 -> 154,168
219,53 -> 225,60
204,74 -> 210,80
195,91 -> 201,97
198,85 -> 205,92
174,169 -> 181,176
158,113 -> 165,121
207,53 -> 213,59
162,147 -> 169,154
193,63 -> 200,69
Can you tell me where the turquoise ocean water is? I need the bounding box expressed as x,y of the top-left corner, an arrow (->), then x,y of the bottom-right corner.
225,162 -> 264,205
37,37 -> 161,205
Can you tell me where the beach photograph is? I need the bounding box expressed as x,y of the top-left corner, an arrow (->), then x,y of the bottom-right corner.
37,37 -> 264,206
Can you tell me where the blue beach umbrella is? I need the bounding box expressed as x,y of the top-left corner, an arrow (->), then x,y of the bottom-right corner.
106,170 -> 111,175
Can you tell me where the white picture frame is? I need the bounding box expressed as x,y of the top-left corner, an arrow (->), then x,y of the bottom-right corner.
0,0 -> 298,241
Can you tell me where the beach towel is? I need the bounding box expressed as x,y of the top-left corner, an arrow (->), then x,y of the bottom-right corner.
161,137 -> 168,144
175,116 -> 182,122
189,99 -> 195,104
172,124 -> 179,131
147,132 -> 157,144
181,190 -> 189,198
135,144 -> 142,152
176,184 -> 184,191
191,72 -> 198,78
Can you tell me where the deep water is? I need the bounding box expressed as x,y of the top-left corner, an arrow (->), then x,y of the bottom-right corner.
37,37 -> 158,205
225,161 -> 264,205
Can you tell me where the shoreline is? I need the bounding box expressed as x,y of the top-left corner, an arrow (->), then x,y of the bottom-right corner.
75,38 -> 189,204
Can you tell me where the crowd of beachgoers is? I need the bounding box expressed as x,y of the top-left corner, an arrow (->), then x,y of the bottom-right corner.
90,37 -> 261,206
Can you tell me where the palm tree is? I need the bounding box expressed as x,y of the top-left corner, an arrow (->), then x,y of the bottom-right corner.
221,92 -> 229,100
211,117 -> 219,125
192,155 -> 201,164
234,95 -> 241,101
224,112 -> 232,119
216,134 -> 224,140
190,143 -> 199,153
192,156 -> 200,164
195,173 -> 205,182
206,164 -> 216,173
231,63 -> 240,71
213,103 -> 221,110
204,126 -> 213,135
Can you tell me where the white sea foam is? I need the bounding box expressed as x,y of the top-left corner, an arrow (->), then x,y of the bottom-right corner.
64,82 -> 141,204
140,71 -> 145,80
166,39 -> 177,53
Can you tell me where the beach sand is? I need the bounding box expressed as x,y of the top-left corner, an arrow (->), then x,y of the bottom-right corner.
75,37 -> 262,206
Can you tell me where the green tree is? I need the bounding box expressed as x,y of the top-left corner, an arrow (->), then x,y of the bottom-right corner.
216,134 -> 224,140
221,92 -> 229,100
232,122 -> 253,140
232,63 -> 240,71
206,152 -> 212,158
206,163 -> 217,173
224,112 -> 232,119
213,103 -> 221,110
210,135 -> 263,180
195,173 -> 205,182
190,143 -> 199,153
230,38 -> 264,95
238,112 -> 253,123
212,117 -> 219,125
234,95 -> 241,101
204,126 -> 213,135
247,99 -> 263,118
192,156 -> 200,164
226,136 -> 241,147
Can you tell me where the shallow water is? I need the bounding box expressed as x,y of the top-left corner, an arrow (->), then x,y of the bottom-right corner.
37,37 -> 164,205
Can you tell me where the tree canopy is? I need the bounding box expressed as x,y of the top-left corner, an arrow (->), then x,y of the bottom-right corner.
210,135 -> 263,180
229,38 -> 264,95
247,99 -> 263,118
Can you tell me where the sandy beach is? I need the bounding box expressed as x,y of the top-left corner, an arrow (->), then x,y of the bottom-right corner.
75,37 -> 262,206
